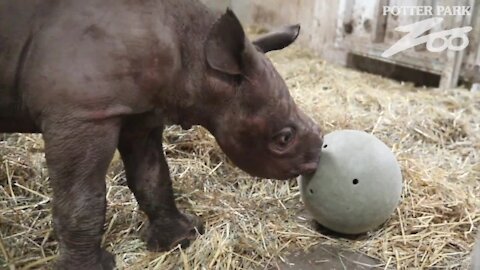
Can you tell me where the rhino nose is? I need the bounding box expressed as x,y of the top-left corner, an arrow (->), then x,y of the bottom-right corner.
299,144 -> 322,175
300,125 -> 323,175
309,123 -> 324,150
313,124 -> 324,144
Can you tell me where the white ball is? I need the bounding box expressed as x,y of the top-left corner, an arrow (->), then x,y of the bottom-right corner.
299,130 -> 402,234
472,238 -> 480,270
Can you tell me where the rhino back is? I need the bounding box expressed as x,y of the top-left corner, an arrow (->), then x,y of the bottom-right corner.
1,0 -> 217,132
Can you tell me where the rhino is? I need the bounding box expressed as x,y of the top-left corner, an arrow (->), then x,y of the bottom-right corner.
0,0 -> 323,269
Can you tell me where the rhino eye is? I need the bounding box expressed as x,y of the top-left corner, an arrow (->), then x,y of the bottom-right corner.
272,127 -> 295,148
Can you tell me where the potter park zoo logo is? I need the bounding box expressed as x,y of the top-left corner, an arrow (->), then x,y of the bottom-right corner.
381,5 -> 473,57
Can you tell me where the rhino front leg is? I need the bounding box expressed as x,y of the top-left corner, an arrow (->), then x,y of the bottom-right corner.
118,119 -> 204,252
43,117 -> 120,270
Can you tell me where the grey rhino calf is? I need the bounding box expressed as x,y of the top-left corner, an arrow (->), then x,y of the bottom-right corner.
0,0 -> 323,269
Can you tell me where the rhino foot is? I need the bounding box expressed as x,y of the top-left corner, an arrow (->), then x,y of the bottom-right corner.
142,213 -> 204,252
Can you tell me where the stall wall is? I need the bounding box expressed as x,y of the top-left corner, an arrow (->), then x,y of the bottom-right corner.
201,0 -> 480,87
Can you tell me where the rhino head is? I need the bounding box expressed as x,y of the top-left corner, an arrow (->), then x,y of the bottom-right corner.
192,10 -> 323,180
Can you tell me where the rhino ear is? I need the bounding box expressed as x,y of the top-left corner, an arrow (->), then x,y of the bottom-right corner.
252,24 -> 300,53
205,9 -> 246,75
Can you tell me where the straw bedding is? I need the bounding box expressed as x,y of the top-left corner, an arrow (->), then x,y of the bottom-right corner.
1,45 -> 479,269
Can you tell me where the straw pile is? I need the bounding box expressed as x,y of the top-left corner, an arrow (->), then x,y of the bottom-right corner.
1,44 -> 479,269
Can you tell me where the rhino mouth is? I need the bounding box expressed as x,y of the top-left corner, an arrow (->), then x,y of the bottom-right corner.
289,161 -> 318,178
298,161 -> 318,175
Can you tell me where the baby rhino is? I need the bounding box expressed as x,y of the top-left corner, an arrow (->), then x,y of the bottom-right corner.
0,0 -> 323,269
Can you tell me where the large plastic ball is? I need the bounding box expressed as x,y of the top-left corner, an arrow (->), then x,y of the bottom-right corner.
299,130 -> 402,235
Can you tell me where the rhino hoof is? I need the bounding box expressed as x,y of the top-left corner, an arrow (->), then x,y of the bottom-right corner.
143,213 -> 204,252
100,249 -> 116,270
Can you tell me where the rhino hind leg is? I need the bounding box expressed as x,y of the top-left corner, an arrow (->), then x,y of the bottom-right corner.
43,116 -> 120,270
118,118 -> 204,252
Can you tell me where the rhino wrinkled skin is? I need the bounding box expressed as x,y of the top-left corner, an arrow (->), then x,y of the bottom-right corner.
0,0 -> 323,269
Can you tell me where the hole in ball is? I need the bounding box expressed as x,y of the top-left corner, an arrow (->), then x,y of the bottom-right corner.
323,144 -> 328,148
352,179 -> 359,185
309,188 -> 314,194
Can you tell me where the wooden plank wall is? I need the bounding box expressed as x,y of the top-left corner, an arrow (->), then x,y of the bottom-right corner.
202,0 -> 480,85
243,0 -> 346,64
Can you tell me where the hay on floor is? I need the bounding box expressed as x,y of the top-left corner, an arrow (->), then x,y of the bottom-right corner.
1,44 -> 479,269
